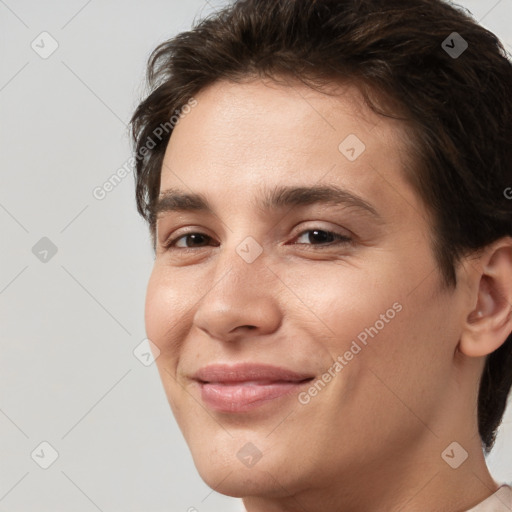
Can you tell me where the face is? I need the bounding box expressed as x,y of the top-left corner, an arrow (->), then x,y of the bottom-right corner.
145,78 -> 469,498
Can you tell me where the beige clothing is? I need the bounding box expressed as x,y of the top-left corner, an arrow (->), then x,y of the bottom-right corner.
466,484 -> 512,511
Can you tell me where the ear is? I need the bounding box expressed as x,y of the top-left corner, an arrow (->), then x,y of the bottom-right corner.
459,238 -> 512,358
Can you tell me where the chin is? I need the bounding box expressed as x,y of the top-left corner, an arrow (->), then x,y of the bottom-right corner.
187,435 -> 292,498
196,461 -> 282,498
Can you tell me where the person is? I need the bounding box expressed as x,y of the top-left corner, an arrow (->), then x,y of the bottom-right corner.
130,0 -> 512,510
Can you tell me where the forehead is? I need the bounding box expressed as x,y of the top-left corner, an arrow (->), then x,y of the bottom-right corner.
159,77 -> 426,223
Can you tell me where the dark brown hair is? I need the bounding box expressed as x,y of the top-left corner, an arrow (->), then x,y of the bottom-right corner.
130,0 -> 512,453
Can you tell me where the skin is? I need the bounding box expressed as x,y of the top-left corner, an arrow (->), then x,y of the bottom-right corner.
145,77 -> 512,512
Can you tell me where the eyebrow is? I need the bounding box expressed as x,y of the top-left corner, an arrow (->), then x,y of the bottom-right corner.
153,184 -> 382,220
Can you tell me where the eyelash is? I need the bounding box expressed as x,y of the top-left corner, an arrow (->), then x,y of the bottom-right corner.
162,228 -> 353,252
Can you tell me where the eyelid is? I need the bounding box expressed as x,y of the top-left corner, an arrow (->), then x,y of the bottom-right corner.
290,220 -> 352,238
287,228 -> 354,250
161,227 -> 215,249
161,224 -> 354,252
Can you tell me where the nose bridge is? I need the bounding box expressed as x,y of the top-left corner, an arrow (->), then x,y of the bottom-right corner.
192,232 -> 281,338
211,233 -> 269,297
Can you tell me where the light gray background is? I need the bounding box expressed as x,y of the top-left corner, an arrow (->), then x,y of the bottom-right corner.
0,1 -> 511,511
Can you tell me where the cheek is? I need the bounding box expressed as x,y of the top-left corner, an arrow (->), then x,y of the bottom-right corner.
280,261 -> 405,346
144,267 -> 190,360
290,259 -> 450,397
144,269 -> 192,417
343,282 -> 457,432
144,272 -> 167,345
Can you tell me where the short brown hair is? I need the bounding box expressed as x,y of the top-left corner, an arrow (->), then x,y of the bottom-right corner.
130,0 -> 512,453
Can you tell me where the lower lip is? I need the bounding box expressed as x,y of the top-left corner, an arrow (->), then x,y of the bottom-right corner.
199,381 -> 311,413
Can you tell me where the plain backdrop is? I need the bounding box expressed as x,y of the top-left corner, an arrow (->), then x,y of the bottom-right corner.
1,1 -> 511,511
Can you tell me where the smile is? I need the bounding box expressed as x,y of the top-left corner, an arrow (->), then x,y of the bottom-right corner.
192,363 -> 314,413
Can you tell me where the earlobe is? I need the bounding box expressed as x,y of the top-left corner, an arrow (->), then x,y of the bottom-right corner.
459,241 -> 512,358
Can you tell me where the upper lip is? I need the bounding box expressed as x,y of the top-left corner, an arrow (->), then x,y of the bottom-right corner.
192,363 -> 314,384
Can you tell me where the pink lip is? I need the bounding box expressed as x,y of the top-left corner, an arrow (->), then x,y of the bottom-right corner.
192,363 -> 314,413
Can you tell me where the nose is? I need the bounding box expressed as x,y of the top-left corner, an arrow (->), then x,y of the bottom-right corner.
192,242 -> 282,342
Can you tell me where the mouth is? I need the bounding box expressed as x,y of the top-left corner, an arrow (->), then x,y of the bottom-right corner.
192,363 -> 315,413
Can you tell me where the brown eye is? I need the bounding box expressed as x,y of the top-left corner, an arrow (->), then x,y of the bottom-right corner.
293,229 -> 352,247
164,232 -> 214,250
